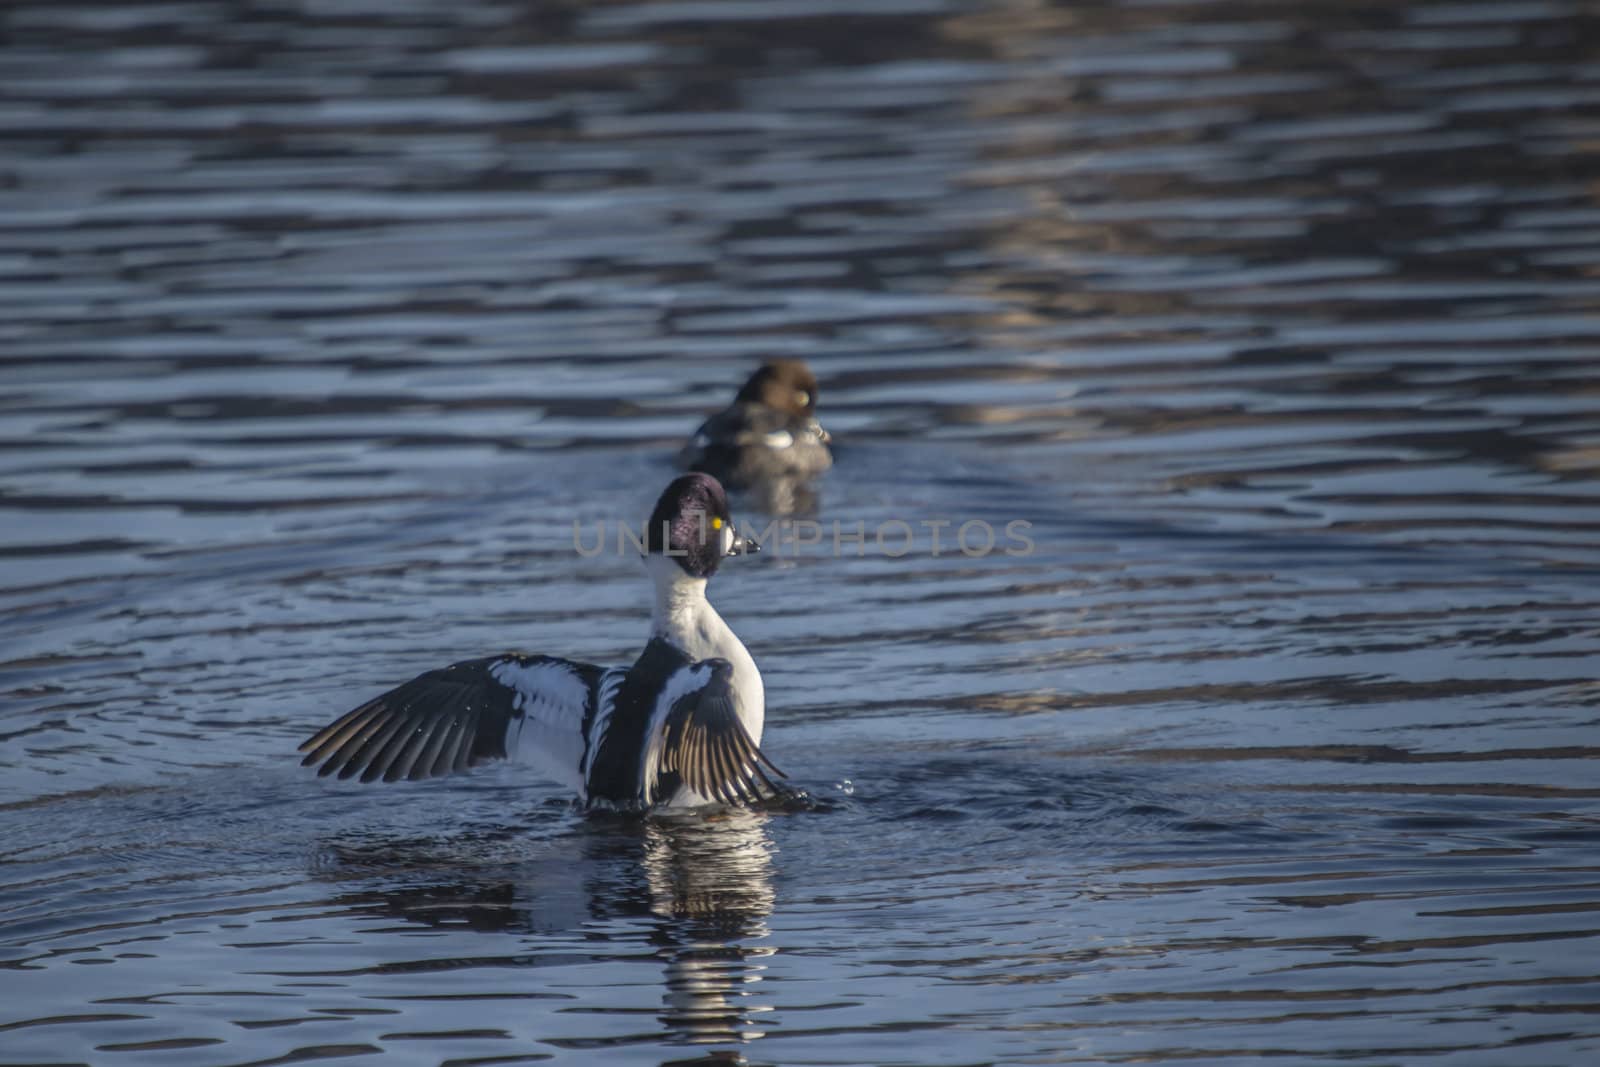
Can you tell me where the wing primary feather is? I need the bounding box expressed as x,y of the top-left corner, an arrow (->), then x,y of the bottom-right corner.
359,706 -> 424,783
702,733 -> 721,796
712,734 -> 738,799
729,755 -> 754,803
683,726 -> 702,781
339,705 -> 414,781
456,715 -> 479,772
298,703 -> 367,752
405,714 -> 456,781
408,685 -> 473,781
693,732 -> 715,799
300,701 -> 386,765
686,727 -> 706,788
376,693 -> 447,781
723,735 -> 749,795
750,759 -> 780,795
736,756 -> 761,799
438,716 -> 470,776
384,707 -> 445,782
419,717 -> 459,780
321,704 -> 402,778
299,701 -> 379,758
312,701 -> 394,773
685,738 -> 705,796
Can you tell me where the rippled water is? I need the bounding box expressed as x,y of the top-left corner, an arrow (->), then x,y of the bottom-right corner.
4,0 -> 1600,1063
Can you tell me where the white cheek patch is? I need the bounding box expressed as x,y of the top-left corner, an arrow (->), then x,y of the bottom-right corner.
721,523 -> 736,556
763,429 -> 794,450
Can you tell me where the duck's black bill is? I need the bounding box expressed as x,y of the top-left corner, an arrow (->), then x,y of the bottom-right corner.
730,533 -> 760,556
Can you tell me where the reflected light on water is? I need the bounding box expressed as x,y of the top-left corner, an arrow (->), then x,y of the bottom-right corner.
1,0 -> 1599,1063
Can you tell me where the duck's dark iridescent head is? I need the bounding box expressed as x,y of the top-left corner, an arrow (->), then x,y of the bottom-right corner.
645,473 -> 760,578
735,359 -> 819,418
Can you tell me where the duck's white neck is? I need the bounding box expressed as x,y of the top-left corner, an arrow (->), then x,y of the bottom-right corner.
643,553 -> 765,743
647,553 -> 713,644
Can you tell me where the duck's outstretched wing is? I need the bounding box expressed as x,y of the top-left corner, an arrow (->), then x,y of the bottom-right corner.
297,655 -> 608,787
640,658 -> 786,807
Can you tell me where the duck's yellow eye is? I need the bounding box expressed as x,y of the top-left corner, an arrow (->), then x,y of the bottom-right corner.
711,516 -> 723,530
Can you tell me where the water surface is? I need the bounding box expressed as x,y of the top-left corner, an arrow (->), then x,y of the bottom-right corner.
3,0 -> 1600,1063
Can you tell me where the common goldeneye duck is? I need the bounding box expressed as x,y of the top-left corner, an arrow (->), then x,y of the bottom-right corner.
679,359 -> 832,490
297,473 -> 782,810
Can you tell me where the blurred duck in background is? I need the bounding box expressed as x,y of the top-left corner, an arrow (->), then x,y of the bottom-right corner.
679,359 -> 832,515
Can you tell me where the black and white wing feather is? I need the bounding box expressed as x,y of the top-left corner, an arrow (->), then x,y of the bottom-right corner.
298,655 -> 604,788
640,659 -> 785,807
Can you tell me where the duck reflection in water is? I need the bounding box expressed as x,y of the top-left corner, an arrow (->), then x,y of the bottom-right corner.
318,807 -> 779,1051
640,811 -> 777,1046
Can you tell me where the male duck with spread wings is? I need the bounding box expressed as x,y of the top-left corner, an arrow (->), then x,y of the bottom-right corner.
297,474 -> 782,810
